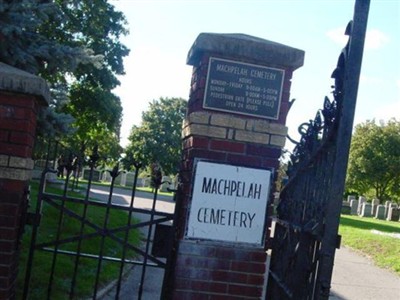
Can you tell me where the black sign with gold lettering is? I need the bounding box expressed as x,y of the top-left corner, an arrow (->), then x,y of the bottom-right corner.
204,57 -> 285,119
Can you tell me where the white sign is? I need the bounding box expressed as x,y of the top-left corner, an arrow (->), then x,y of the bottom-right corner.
186,161 -> 271,245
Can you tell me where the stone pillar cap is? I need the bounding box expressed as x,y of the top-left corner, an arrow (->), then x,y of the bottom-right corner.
0,63 -> 50,106
187,33 -> 305,70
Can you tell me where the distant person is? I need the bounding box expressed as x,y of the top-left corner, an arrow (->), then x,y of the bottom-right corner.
57,155 -> 65,178
72,155 -> 79,178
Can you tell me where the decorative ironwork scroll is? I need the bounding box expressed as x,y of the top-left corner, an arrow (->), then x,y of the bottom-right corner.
267,1 -> 370,299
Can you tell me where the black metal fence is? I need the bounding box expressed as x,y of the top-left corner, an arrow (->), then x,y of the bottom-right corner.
267,1 -> 370,299
22,141 -> 176,299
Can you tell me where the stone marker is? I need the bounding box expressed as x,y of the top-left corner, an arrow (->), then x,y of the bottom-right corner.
125,172 -> 136,186
387,207 -> 400,222
357,196 -> 366,215
350,199 -> 358,215
360,202 -> 372,217
371,198 -> 380,216
341,202 -> 351,215
347,195 -> 356,202
375,205 -> 385,220
160,176 -> 172,192
384,201 -> 392,219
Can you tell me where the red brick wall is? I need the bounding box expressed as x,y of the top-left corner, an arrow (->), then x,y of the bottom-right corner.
0,93 -> 38,157
163,39 -> 302,298
172,240 -> 266,299
0,92 -> 39,300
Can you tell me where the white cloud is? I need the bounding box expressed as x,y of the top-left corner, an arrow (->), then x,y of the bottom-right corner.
326,27 -> 389,50
360,75 -> 383,85
326,27 -> 348,46
374,100 -> 400,121
365,29 -> 389,49
372,80 -> 400,121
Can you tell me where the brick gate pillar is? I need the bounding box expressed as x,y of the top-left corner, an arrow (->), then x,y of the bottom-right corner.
164,33 -> 304,299
0,63 -> 49,300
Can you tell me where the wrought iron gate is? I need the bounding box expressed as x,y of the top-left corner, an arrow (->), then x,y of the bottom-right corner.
22,144 -> 175,299
266,1 -> 369,299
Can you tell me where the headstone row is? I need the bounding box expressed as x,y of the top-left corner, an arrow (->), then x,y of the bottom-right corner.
343,196 -> 400,222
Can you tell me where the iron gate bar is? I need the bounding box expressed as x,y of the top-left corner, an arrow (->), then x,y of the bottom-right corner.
93,166 -> 120,299
34,210 -> 172,256
40,247 -> 161,267
116,161 -> 141,298
316,1 -> 370,296
36,195 -> 172,263
70,146 -> 99,299
268,270 -> 293,299
23,170 -> 175,299
267,1 -> 369,299
41,191 -> 174,217
22,169 -> 48,300
138,178 -> 163,299
36,169 -> 173,298
47,166 -> 74,299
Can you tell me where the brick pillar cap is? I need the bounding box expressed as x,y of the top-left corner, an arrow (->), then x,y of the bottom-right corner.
0,62 -> 50,106
187,33 -> 305,70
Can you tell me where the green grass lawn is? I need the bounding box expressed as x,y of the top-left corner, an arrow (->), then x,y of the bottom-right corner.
339,215 -> 400,275
17,180 -> 142,299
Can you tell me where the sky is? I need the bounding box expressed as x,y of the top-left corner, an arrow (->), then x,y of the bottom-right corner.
109,0 -> 400,150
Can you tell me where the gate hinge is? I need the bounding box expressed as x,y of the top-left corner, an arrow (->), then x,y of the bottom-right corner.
26,212 -> 41,226
336,234 -> 342,249
265,237 -> 274,250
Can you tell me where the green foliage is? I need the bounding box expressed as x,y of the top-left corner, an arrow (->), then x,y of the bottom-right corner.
346,119 -> 400,203
0,1 -> 102,74
0,1 -> 129,153
123,97 -> 187,175
59,0 -> 129,150
339,215 -> 400,274
275,160 -> 288,192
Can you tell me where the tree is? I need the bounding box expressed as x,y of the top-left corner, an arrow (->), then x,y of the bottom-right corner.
0,0 -> 129,159
0,1 -> 102,75
59,0 -> 128,153
123,97 -> 187,175
346,119 -> 400,203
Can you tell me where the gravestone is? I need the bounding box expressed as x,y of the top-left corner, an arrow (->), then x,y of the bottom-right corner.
375,205 -> 385,219
142,178 -> 150,187
115,172 -> 126,186
136,178 -> 145,187
341,202 -> 351,215
347,195 -> 356,202
387,207 -> 400,222
82,168 -> 101,182
350,199 -> 358,215
125,172 -> 136,186
371,198 -> 380,216
357,196 -> 366,215
384,201 -> 392,219
160,176 -> 172,192
102,170 -> 112,183
360,202 -> 372,217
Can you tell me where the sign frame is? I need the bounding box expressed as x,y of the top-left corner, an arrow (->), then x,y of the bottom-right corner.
203,57 -> 285,120
185,160 -> 273,246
